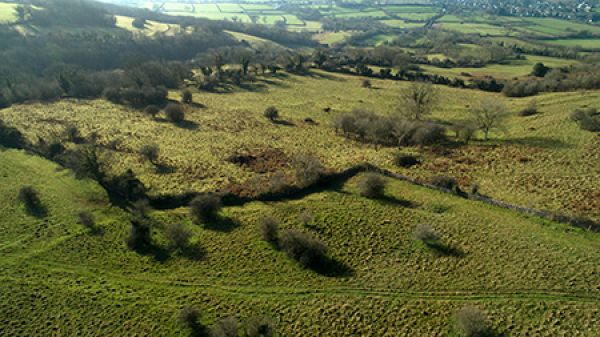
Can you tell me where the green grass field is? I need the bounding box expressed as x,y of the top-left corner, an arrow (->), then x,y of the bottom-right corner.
1,147 -> 599,335
1,70 -> 598,221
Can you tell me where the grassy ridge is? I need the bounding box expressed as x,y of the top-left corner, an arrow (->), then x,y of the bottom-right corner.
1,149 -> 599,335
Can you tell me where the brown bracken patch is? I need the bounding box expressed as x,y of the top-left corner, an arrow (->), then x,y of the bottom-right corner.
227,148 -> 290,173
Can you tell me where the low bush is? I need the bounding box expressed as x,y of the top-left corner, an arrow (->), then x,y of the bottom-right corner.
393,153 -> 419,168
181,89 -> 193,104
358,173 -> 386,199
279,229 -> 328,269
143,105 -> 160,118
571,107 -> 600,132
245,316 -> 276,337
454,306 -> 489,337
179,306 -> 208,336
430,175 -> 460,192
211,316 -> 238,337
140,143 -> 160,164
293,154 -> 324,187
263,106 -> 279,121
165,223 -> 192,251
165,103 -> 185,123
260,216 -> 279,247
190,194 -> 222,224
413,224 -> 439,243
362,79 -> 372,88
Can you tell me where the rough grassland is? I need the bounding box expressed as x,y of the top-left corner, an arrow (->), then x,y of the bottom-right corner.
1,149 -> 599,336
0,71 -> 598,221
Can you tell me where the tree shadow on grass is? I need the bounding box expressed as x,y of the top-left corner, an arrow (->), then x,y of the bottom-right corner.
426,241 -> 464,258
134,243 -> 171,263
24,203 -> 48,218
173,242 -> 206,261
203,216 -> 240,233
311,257 -> 354,278
272,119 -> 296,127
376,195 -> 419,208
175,120 -> 199,130
155,163 -> 177,175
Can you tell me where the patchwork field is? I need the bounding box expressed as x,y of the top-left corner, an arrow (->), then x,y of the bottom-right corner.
1,71 -> 598,221
1,148 -> 599,336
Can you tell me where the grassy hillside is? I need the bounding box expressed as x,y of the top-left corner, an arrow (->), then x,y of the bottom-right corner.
1,148 -> 599,336
1,71 -> 598,221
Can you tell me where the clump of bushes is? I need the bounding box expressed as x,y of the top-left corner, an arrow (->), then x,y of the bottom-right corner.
211,316 -> 238,337
263,106 -> 279,121
260,216 -> 279,247
358,173 -> 386,199
571,107 -> 600,132
454,306 -> 489,337
334,109 -> 446,146
18,186 -> 45,216
279,229 -> 328,269
393,153 -> 419,168
361,79 -> 372,88
190,194 -> 222,224
165,103 -> 185,123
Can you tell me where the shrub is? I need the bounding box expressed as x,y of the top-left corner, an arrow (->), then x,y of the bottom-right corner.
413,224 -> 439,243
132,17 -> 146,29
181,89 -> 193,104
519,100 -> 538,116
362,79 -> 372,88
18,186 -> 45,215
179,306 -> 207,335
125,218 -> 151,250
263,106 -> 279,121
293,154 -> 324,187
165,223 -> 192,251
64,124 -> 83,143
571,107 -> 600,132
144,105 -> 160,118
140,143 -> 160,164
260,216 -> 279,247
78,211 -> 96,231
165,103 -> 185,123
245,316 -> 276,337
279,229 -> 328,269
190,194 -> 222,224
358,173 -> 386,199
211,316 -> 238,337
430,175 -> 459,191
454,306 -> 488,337
267,171 -> 288,194
393,153 -> 419,168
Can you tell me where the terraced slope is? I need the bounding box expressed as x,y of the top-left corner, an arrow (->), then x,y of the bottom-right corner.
1,149 -> 599,336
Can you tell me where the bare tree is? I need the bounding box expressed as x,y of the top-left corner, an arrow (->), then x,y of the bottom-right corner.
469,98 -> 509,140
399,81 -> 439,121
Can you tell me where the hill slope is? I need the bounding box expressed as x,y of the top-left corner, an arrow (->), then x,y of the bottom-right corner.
1,148 -> 599,336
